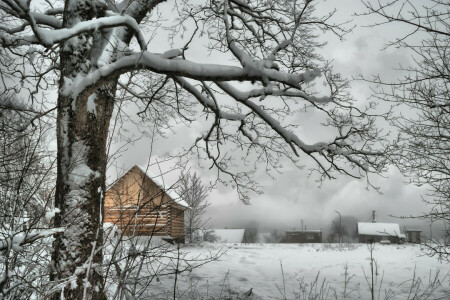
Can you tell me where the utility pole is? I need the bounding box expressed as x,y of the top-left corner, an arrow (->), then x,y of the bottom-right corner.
429,221 -> 433,241
372,210 -> 376,223
335,210 -> 342,243
301,219 -> 304,231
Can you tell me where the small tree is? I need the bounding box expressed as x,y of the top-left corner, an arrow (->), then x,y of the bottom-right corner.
178,172 -> 210,243
328,219 -> 348,243
242,227 -> 258,243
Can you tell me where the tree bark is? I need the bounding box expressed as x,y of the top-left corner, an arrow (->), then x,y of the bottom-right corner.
50,1 -> 116,298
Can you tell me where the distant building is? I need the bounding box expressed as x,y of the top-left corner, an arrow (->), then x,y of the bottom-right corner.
282,230 -> 322,243
357,222 -> 405,244
405,229 -> 422,244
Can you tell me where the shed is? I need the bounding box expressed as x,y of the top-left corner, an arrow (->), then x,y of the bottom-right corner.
104,165 -> 189,242
282,230 -> 322,243
405,229 -> 422,244
357,222 -> 405,244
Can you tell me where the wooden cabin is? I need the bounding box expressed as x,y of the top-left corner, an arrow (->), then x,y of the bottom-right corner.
282,230 -> 322,243
104,165 -> 189,242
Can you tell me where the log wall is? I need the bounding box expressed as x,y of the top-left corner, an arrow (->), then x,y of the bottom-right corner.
104,166 -> 185,238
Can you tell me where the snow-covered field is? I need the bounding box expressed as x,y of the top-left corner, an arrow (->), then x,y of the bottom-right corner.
146,243 -> 450,299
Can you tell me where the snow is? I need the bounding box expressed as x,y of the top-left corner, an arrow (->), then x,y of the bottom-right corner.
60,49 -> 318,99
91,27 -> 128,68
160,49 -> 182,59
0,228 -> 65,251
212,229 -> 245,243
173,77 -> 245,121
45,208 -> 61,219
137,165 -> 189,208
31,11 -> 62,29
143,243 -> 450,299
214,81 -> 332,104
34,15 -> 147,49
68,161 -> 99,186
27,47 -> 37,63
56,124 -> 100,278
86,93 -> 97,115
357,222 -> 403,237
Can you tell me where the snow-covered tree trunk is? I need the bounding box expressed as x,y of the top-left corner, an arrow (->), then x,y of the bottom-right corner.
52,85 -> 115,299
51,1 -> 116,298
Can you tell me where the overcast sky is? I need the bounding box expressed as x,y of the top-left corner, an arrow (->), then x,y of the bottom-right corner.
107,0 -> 438,234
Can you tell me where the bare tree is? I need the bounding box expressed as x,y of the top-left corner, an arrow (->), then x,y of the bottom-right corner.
360,0 -> 449,259
0,95 -> 58,299
0,0 -> 389,297
178,172 -> 210,243
328,219 -> 348,243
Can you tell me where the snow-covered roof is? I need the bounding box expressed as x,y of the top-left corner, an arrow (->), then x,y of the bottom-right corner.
286,230 -> 322,233
357,222 -> 403,237
136,165 -> 189,208
212,229 -> 245,243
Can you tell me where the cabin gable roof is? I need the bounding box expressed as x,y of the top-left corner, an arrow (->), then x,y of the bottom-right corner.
107,165 -> 189,209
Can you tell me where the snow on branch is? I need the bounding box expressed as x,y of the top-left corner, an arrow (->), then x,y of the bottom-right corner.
0,228 -> 65,251
61,50 -> 324,98
0,11 -> 62,35
214,81 -> 385,174
173,77 -> 246,122
216,81 -> 329,155
213,83 -> 332,104
1,15 -> 146,48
